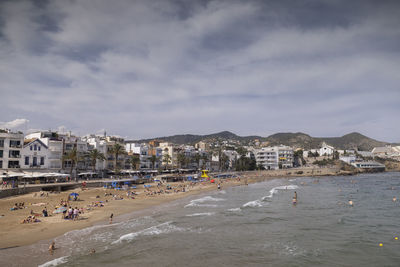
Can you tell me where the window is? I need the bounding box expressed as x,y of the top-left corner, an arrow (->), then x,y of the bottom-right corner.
40,157 -> 44,165
33,157 -> 37,166
0,150 -> 2,158
0,140 -> 4,147
34,144 -> 37,151
25,157 -> 29,165
0,160 -> 2,168
30,146 -> 33,151
38,146 -> 41,151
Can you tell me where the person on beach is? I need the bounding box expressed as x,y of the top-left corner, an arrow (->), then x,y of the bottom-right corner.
292,191 -> 297,205
218,183 -> 221,190
109,213 -> 113,224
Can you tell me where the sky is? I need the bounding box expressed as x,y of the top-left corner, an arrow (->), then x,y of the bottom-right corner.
0,0 -> 399,142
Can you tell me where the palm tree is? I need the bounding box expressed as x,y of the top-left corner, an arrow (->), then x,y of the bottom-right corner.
63,148 -> 78,179
193,153 -> 201,169
88,149 -> 105,172
149,155 -> 158,169
110,143 -> 125,173
177,152 -> 186,169
201,154 -> 209,169
162,154 -> 171,169
129,154 -> 140,170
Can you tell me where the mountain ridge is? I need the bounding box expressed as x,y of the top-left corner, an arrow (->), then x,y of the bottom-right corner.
133,131 -> 389,151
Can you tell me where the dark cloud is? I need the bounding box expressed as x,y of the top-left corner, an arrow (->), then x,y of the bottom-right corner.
0,0 -> 399,142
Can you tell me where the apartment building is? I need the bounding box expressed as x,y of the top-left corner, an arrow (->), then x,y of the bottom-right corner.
256,145 -> 294,170
0,130 -> 24,170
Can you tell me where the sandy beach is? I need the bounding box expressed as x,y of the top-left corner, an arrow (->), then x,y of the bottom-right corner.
0,167 -> 350,249
0,177 -> 247,249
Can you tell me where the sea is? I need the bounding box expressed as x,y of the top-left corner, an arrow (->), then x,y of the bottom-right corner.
1,172 -> 400,267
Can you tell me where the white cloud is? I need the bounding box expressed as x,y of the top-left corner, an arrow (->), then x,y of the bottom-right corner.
0,119 -> 29,129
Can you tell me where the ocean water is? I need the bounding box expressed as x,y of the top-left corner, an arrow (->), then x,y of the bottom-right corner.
2,172 -> 400,267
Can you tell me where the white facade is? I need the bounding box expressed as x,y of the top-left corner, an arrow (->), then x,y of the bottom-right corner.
256,145 -> 294,170
319,142 -> 334,156
25,131 -> 63,170
339,155 -> 356,164
22,139 -> 49,169
0,131 -> 24,170
126,143 -> 161,169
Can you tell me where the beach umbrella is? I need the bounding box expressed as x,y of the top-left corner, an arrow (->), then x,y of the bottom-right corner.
69,192 -> 79,197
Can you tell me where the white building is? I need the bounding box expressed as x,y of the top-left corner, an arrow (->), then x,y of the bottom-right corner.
319,142 -> 335,156
126,143 -> 161,169
25,131 -> 63,170
339,155 -> 356,164
255,145 -> 294,170
372,145 -> 400,158
0,130 -> 24,170
22,139 -> 49,169
83,135 -> 108,171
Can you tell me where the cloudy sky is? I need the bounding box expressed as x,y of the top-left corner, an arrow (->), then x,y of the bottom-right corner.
0,0 -> 399,142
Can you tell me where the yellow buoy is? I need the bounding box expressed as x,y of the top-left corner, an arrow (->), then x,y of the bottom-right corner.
379,243 -> 383,247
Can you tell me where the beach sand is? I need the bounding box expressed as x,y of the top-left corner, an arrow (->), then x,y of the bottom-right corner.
0,178 -> 244,249
0,167 -> 347,249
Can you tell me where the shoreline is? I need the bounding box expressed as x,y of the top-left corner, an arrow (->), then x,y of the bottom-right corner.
0,167 -> 386,249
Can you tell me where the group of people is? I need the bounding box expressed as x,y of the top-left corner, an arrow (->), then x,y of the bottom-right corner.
63,206 -> 82,220
10,202 -> 25,210
21,215 -> 41,224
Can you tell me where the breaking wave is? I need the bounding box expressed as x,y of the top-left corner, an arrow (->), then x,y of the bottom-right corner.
112,222 -> 184,244
262,185 -> 298,200
38,256 -> 69,267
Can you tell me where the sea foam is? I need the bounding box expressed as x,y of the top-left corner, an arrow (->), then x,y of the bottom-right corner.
112,221 -> 184,244
38,256 -> 69,267
243,200 -> 263,208
184,196 -> 225,208
262,185 -> 298,200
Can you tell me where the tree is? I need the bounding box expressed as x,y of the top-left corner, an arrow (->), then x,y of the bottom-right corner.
333,150 -> 340,160
129,154 -> 140,170
201,154 -> 209,169
193,153 -> 201,169
88,149 -> 105,172
219,153 -> 229,171
177,152 -> 186,169
149,155 -> 158,169
63,147 -> 79,179
110,143 -> 125,173
162,154 -> 171,169
236,147 -> 247,157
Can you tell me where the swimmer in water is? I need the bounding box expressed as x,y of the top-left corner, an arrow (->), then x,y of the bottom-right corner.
292,191 -> 297,205
393,197 -> 397,202
348,200 -> 353,206
49,241 -> 56,254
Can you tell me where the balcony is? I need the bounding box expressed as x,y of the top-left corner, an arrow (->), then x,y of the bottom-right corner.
8,165 -> 20,169
9,154 -> 21,158
9,144 -> 22,148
